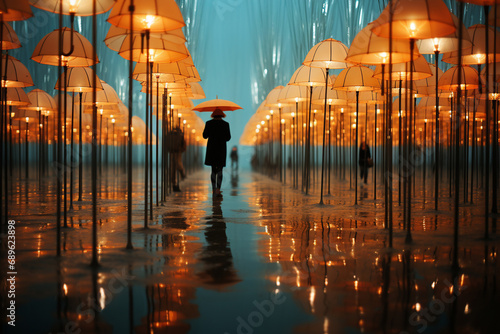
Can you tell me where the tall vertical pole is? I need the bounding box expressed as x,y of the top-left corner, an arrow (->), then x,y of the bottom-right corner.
78,92 -> 83,201
483,5 -> 490,240
320,68 -> 329,205
91,0 -> 99,267
435,51 -> 440,210
355,91 -> 359,205
56,2 -> 63,257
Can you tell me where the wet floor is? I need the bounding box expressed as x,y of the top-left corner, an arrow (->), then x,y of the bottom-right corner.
2,166 -> 499,334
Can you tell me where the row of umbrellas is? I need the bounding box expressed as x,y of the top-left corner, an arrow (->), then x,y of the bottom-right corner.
242,0 -> 500,251
0,0 -> 241,266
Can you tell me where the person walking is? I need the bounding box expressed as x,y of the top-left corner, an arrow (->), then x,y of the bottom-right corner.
167,126 -> 186,192
230,146 -> 238,171
203,108 -> 231,197
359,141 -> 371,184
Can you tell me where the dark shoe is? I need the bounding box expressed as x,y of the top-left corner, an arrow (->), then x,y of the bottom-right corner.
214,188 -> 222,197
173,185 -> 181,192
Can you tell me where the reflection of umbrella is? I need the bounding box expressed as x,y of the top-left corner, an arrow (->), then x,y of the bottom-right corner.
192,98 -> 242,112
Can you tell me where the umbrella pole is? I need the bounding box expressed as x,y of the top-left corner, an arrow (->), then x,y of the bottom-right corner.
70,92 -> 74,210
126,0 -> 135,250
91,0 -> 99,266
306,85 -> 313,195
320,68 -> 329,205
492,2 -> 499,215
484,5 -> 490,239
56,3 -> 63,256
156,77 -> 159,206
63,66 -> 68,228
406,37 -> 415,245
328,104 -> 332,195
435,51 -> 440,211
355,91 -> 359,206
149,62 -> 153,220
78,92 -> 83,201
144,30 -> 150,229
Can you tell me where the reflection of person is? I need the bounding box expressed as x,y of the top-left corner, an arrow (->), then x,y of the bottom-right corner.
230,146 -> 238,170
197,199 -> 239,286
359,141 -> 371,184
203,108 -> 231,197
168,126 -> 186,192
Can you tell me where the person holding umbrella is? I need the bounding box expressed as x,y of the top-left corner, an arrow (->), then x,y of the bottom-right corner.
203,108 -> 231,197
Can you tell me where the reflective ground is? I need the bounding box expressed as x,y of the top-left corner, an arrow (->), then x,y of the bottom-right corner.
1,166 -> 499,334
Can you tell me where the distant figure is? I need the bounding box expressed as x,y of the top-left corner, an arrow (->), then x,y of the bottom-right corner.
203,108 -> 231,197
167,126 -> 186,192
230,146 -> 238,170
359,141 -> 371,184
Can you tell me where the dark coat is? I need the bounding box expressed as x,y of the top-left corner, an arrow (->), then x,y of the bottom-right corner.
203,118 -> 231,167
359,144 -> 371,166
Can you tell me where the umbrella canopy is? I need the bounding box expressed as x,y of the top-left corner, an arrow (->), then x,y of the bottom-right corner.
1,54 -> 34,87
1,21 -> 21,50
31,27 -> 98,67
29,0 -> 116,16
193,98 -> 242,112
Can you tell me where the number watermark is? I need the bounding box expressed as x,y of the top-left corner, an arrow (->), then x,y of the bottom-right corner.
6,220 -> 17,327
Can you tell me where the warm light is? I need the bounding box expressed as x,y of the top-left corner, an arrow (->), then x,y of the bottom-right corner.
416,303 -> 421,312
341,108 -> 344,113
131,127 -> 134,132
111,118 -> 116,124
63,284 -> 68,296
291,112 -> 295,117
99,109 -> 103,115
183,120 -> 186,124
143,15 -> 157,29
424,119 -> 428,123
433,38 -> 440,52
255,129 -> 259,133
352,124 -> 356,128
409,22 -> 417,37
178,113 -> 182,118
25,117 -> 29,123
281,119 -> 285,124
257,124 -> 261,129
10,112 -> 15,118
270,110 -> 274,115
266,115 -> 270,120
261,121 -> 265,125
474,54 -> 486,63
295,97 -> 299,103
68,0 -> 81,13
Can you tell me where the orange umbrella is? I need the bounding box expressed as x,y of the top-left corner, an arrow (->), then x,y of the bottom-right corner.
192,98 -> 242,112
